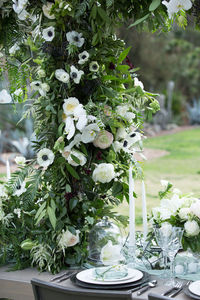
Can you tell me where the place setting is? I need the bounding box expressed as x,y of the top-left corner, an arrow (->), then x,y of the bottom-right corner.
184,281 -> 200,300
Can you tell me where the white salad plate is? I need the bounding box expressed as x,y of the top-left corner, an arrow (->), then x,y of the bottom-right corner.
76,268 -> 143,285
189,281 -> 200,296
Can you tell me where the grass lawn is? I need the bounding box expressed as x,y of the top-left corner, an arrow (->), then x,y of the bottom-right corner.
116,127 -> 200,229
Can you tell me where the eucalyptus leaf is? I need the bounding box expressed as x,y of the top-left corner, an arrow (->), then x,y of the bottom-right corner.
149,0 -> 161,11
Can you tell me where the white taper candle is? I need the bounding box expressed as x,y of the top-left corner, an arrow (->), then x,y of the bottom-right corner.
6,159 -> 11,180
142,180 -> 148,241
129,165 -> 135,247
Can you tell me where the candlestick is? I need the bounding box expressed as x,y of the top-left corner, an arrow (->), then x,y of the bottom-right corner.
129,165 -> 135,247
6,159 -> 11,180
142,180 -> 148,241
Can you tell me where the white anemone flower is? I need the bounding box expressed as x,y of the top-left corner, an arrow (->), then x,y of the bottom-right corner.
66,31 -> 84,47
70,65 -> 84,84
42,26 -> 55,42
15,156 -> 26,165
65,116 -> 76,140
0,89 -> 12,104
13,181 -> 27,197
89,61 -> 99,72
73,105 -> 87,131
42,2 -> 55,19
162,0 -> 192,18
78,51 -> 90,64
81,124 -> 100,143
92,163 -> 115,183
55,69 -> 69,83
9,43 -> 20,55
37,148 -> 55,168
63,97 -> 79,116
30,81 -> 49,96
67,150 -> 87,166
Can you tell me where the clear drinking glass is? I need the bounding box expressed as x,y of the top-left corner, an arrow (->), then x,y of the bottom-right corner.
166,227 -> 184,286
154,224 -> 173,278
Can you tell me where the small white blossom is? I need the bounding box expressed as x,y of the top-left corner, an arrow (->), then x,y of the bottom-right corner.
58,229 -> 80,254
42,26 -> 55,42
67,150 -> 87,166
89,61 -> 99,72
92,163 -> 115,183
13,88 -> 23,96
14,208 -> 21,218
160,180 -> 170,189
37,148 -> 55,168
184,220 -> 200,237
42,2 -> 55,19
9,43 -> 20,55
37,69 -> 46,78
81,124 -> 100,143
66,31 -> 84,47
0,89 -> 12,104
15,156 -> 26,165
70,65 -> 84,84
78,51 -> 90,64
55,69 -> 69,83
13,181 -> 27,197
12,0 -> 28,14
18,9 -> 29,20
134,77 -> 144,90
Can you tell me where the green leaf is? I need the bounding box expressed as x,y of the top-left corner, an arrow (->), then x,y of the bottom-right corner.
65,184 -> 71,193
118,46 -> 131,64
92,33 -> 98,46
35,210 -> 46,225
80,144 -> 87,156
34,202 -> 46,220
106,0 -> 113,7
71,154 -> 80,165
85,216 -> 94,225
97,7 -> 110,23
112,181 -> 123,196
149,0 -> 161,11
66,163 -> 80,180
129,14 -> 150,28
102,75 -> 119,81
50,199 -> 56,212
69,198 -> 78,211
90,5 -> 97,19
47,206 -> 56,230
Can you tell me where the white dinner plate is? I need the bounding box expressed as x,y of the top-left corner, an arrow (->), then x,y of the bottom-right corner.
76,268 -> 143,285
189,281 -> 200,296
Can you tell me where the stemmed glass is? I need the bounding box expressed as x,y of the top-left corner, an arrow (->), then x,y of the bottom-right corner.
154,224 -> 173,278
154,225 -> 183,286
167,227 -> 184,286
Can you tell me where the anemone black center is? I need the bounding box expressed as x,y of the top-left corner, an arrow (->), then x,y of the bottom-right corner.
71,72 -> 77,78
123,140 -> 128,147
42,155 -> 48,161
82,55 -> 86,59
16,185 -> 21,190
48,31 -> 53,37
130,133 -> 136,138
92,64 -> 98,70
73,36 -> 79,42
35,83 -> 40,86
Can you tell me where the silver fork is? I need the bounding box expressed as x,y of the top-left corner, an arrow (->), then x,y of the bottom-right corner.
162,281 -> 182,296
168,280 -> 191,297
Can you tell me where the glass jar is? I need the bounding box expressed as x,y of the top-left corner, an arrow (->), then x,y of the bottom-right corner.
88,217 -> 123,266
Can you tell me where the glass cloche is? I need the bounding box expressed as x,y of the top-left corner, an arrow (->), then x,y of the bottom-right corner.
88,217 -> 123,266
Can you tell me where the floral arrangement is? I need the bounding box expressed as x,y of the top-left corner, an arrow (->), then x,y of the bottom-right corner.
0,0 -> 198,273
150,181 -> 200,253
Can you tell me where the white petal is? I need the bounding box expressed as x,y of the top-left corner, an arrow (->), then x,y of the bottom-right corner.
65,117 -> 75,140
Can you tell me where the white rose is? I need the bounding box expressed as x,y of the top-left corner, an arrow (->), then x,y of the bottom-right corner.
58,229 -> 80,252
92,163 -> 115,183
67,150 -> 87,166
15,156 -> 26,165
172,188 -> 182,195
100,240 -> 122,265
178,207 -> 190,220
161,194 -> 184,214
190,201 -> 200,219
55,69 -> 69,83
184,220 -> 200,237
160,222 -> 173,237
151,207 -> 172,221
